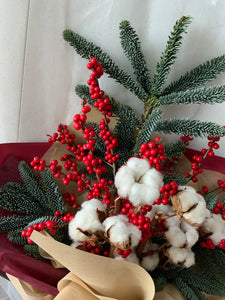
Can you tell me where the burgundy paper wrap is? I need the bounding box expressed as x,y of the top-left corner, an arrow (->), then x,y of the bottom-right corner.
0,143 -> 225,296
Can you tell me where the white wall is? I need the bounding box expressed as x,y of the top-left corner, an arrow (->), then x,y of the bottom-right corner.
1,0 -> 225,156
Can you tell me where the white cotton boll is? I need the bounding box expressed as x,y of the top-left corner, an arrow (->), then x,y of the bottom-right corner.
108,221 -> 131,245
140,168 -> 163,189
181,221 -> 199,248
184,200 -> 207,226
146,204 -> 173,221
183,250 -> 195,268
168,247 -> 195,268
115,165 -> 135,198
103,215 -> 128,231
81,198 -> 106,212
126,157 -> 150,180
115,252 -> 140,265
209,232 -> 225,245
165,226 -> 186,247
203,214 -> 225,233
141,252 -> 159,271
129,183 -> 160,206
178,186 -> 199,212
166,214 -> 180,228
69,208 -> 104,242
127,223 -> 142,247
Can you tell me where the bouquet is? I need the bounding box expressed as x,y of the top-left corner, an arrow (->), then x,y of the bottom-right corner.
1,16 -> 225,299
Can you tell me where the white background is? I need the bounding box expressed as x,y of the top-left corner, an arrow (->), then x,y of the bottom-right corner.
0,1 -> 225,298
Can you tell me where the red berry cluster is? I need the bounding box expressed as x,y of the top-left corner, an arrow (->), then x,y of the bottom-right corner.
139,138 -> 166,171
212,201 -> 225,221
48,124 -> 75,145
217,179 -> 225,192
30,157 -> 46,171
120,200 -> 152,242
200,238 -> 215,249
63,193 -> 78,209
185,136 -> 221,183
87,58 -> 112,117
22,219 -> 58,244
117,248 -> 133,258
156,181 -> 178,205
81,241 -> 109,257
87,178 -> 114,205
180,135 -> 193,146
60,212 -> 74,222
98,119 -> 120,164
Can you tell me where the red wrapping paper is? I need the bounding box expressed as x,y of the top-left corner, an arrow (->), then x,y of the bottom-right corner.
0,143 -> 225,296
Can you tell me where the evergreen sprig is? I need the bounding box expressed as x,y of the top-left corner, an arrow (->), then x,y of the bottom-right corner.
155,118 -> 225,137
119,20 -> 151,93
163,54 -> 225,94
134,108 -> 162,154
75,84 -> 95,106
205,193 -> 218,210
159,85 -> 225,105
63,29 -> 148,101
164,140 -> 186,158
175,278 -> 208,300
152,16 -> 193,94
163,173 -> 188,185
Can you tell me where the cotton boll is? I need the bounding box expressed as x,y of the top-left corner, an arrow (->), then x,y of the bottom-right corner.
81,198 -> 106,212
209,232 -> 225,245
129,183 -> 160,206
178,186 -> 199,212
166,214 -> 180,228
141,252 -> 159,271
115,165 -> 135,198
107,221 -> 131,245
181,221 -> 199,248
183,250 -> 195,268
203,214 -> 225,233
167,247 -> 195,268
103,215 -> 128,231
165,226 -> 186,247
69,208 -> 104,242
115,252 -> 140,265
184,200 -> 207,226
127,223 -> 142,247
140,168 -> 163,189
126,157 -> 150,180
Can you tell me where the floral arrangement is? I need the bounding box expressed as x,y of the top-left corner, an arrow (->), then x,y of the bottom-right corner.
1,16 -> 225,299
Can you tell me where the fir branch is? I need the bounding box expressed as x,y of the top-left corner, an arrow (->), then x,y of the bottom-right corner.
163,173 -> 188,185
159,85 -> 225,105
119,20 -> 151,94
152,16 -> 193,94
0,215 -> 34,233
0,183 -> 42,214
151,272 -> 168,292
163,54 -> 225,94
18,161 -> 47,209
7,228 -> 27,245
75,85 -> 95,106
39,170 -> 63,214
155,118 -> 225,137
134,108 -> 162,154
63,29 -> 148,101
205,193 -> 217,210
164,140 -> 186,158
175,278 -> 208,300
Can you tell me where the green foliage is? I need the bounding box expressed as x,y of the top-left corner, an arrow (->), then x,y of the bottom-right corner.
155,118 -> 225,137
7,227 -> 27,245
205,193 -> 217,210
134,108 -> 162,154
0,215 -> 34,233
159,85 -> 225,105
175,278 -> 208,300
119,20 -> 151,93
163,54 -> 225,94
164,140 -> 186,158
63,29 -> 148,101
24,244 -> 44,260
152,16 -> 193,94
75,84 -> 95,106
150,271 -> 168,292
163,173 -> 188,185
